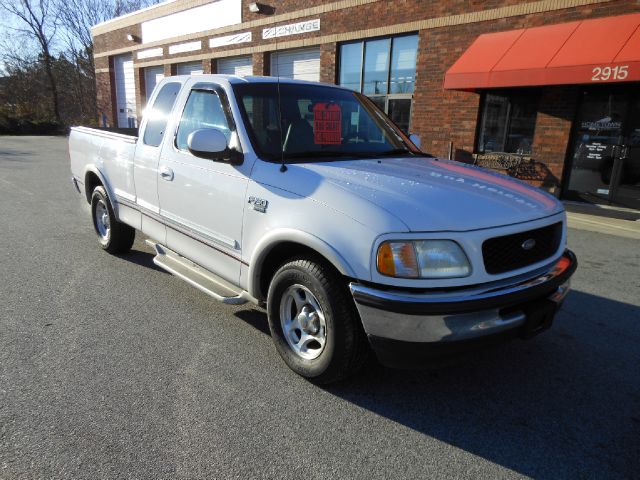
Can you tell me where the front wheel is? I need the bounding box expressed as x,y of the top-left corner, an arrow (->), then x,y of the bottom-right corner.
267,258 -> 369,384
90,186 -> 135,254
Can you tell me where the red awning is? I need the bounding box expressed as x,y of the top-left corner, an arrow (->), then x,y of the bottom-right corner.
444,13 -> 640,90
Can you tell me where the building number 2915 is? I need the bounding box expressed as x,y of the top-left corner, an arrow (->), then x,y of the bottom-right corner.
591,65 -> 629,81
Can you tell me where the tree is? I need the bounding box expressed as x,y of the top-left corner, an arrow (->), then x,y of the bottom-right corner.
57,0 -> 160,69
56,0 -> 160,123
0,0 -> 61,124
0,0 -> 161,131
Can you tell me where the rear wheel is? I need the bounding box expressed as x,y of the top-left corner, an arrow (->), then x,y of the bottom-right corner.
267,258 -> 369,384
90,186 -> 135,254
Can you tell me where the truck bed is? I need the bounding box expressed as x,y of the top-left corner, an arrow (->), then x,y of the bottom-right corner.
88,126 -> 139,137
69,126 -> 138,204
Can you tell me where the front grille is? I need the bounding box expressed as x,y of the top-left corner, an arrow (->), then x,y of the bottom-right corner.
482,222 -> 562,275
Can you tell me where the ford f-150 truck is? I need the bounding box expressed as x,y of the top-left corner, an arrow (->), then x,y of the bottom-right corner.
69,75 -> 577,383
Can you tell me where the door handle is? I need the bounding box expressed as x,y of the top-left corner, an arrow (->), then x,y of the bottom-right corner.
159,166 -> 174,181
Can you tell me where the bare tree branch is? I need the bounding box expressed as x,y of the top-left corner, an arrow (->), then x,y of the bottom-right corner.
0,0 -> 62,122
0,0 -> 161,129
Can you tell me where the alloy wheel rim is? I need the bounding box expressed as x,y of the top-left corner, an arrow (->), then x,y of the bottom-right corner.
95,200 -> 110,240
279,284 -> 327,360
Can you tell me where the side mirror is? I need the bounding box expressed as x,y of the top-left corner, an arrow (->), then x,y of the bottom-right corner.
187,128 -> 229,160
409,133 -> 421,149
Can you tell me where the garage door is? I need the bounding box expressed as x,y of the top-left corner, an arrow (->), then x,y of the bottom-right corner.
113,53 -> 137,128
270,48 -> 320,82
144,66 -> 165,103
176,61 -> 204,76
217,56 -> 253,76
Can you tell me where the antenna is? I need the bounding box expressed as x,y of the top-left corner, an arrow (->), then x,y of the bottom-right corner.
272,12 -> 287,173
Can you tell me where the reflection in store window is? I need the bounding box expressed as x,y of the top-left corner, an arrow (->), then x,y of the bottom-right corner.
338,42 -> 362,92
363,38 -> 390,95
477,91 -> 538,155
338,34 -> 418,133
390,35 -> 419,94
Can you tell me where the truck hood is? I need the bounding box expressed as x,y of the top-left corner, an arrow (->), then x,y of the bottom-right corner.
288,157 -> 563,232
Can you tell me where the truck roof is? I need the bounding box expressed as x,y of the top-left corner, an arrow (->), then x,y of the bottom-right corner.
172,74 -> 350,89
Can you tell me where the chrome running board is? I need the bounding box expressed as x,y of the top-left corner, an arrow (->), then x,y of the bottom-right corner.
146,239 -> 252,305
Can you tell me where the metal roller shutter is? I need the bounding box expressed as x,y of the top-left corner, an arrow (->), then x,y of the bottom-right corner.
113,53 -> 137,128
176,61 -> 204,76
217,56 -> 253,76
144,66 -> 165,102
270,48 -> 320,82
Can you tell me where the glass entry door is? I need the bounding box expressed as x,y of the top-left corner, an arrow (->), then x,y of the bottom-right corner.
566,87 -> 640,210
611,95 -> 640,209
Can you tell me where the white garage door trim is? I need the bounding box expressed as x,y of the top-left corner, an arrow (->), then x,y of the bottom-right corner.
176,61 -> 204,76
113,53 -> 137,128
144,66 -> 165,103
270,48 -> 320,82
217,56 -> 253,77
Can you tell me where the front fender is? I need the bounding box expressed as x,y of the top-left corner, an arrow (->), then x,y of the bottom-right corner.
247,228 -> 358,299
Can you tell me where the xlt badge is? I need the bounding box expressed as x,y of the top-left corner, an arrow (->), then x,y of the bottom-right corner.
248,196 -> 268,213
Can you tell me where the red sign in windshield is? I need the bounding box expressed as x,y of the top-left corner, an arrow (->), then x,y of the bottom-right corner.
313,103 -> 341,144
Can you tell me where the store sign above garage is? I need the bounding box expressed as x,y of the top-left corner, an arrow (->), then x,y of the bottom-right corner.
168,41 -> 202,55
137,48 -> 162,60
262,19 -> 320,39
209,32 -> 252,49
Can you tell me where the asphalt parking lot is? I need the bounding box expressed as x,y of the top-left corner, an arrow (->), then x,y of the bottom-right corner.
1,135 -> 639,479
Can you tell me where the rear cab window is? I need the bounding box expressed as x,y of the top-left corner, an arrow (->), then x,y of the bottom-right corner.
143,82 -> 181,147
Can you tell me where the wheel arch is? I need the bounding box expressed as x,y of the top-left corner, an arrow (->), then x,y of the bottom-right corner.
248,230 -> 358,301
83,167 -> 106,202
83,167 -> 118,211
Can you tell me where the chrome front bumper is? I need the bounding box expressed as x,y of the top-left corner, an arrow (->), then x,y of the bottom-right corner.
350,250 -> 577,364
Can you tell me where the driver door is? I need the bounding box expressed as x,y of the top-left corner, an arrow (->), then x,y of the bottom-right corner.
157,83 -> 250,285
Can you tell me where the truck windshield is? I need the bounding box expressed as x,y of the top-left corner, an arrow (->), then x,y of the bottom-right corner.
232,82 -> 427,162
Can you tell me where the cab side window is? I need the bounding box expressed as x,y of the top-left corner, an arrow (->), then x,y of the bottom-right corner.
143,82 -> 181,147
176,89 -> 231,151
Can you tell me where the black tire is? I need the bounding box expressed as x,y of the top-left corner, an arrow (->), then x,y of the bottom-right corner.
90,185 -> 135,254
266,257 -> 369,384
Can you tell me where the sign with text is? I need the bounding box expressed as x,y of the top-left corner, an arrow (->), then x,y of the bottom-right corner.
263,19 -> 320,39
313,103 -> 341,145
209,31 -> 252,49
583,142 -> 611,161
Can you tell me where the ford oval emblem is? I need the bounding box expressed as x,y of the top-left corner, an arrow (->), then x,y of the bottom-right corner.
522,238 -> 536,251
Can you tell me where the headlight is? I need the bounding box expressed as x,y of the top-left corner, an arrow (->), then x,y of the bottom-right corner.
377,240 -> 471,279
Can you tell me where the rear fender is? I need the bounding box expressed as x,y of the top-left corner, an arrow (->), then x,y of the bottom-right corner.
84,166 -> 119,216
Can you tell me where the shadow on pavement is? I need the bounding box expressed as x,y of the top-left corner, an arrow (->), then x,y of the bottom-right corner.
116,248 -> 168,274
234,308 -> 271,336
0,149 -> 31,158
235,290 -> 640,478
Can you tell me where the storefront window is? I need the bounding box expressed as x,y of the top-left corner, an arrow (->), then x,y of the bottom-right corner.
363,38 -> 390,95
390,35 -> 419,94
477,91 -> 538,154
339,34 -> 418,133
338,42 -> 362,92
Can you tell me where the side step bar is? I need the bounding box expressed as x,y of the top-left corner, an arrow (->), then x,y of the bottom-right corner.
146,240 -> 254,306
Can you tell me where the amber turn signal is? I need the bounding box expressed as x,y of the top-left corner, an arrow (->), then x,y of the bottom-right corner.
377,241 -> 396,276
376,241 -> 420,278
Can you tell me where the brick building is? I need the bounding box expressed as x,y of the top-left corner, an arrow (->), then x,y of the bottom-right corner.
92,0 -> 640,210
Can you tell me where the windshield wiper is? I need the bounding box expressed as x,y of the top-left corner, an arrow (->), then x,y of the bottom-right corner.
368,149 -> 433,158
281,149 -> 434,161
283,151 -> 370,160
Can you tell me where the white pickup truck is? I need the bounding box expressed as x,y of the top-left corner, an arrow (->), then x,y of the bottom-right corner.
69,75 -> 577,383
